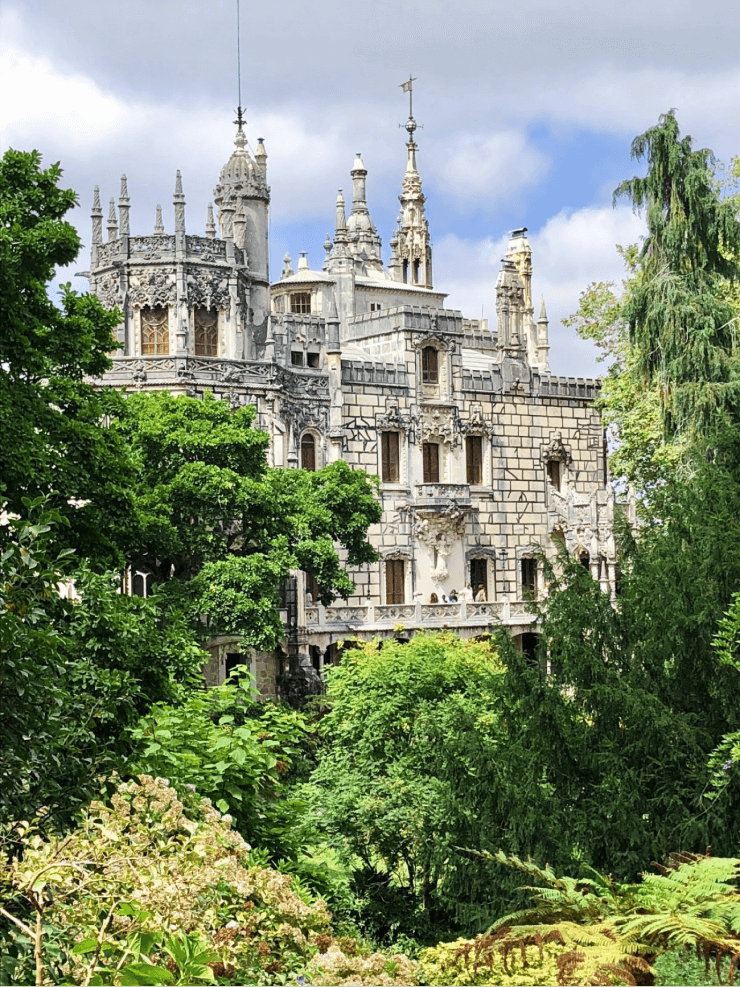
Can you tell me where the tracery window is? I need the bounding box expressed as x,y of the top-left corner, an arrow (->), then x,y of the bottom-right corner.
421,346 -> 439,383
290,292 -> 311,314
140,306 -> 169,355
194,307 -> 218,356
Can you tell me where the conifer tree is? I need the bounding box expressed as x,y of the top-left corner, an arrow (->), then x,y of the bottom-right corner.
615,110 -> 740,438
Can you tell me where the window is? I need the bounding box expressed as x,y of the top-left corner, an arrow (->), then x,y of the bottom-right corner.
194,307 -> 218,356
385,559 -> 405,604
140,306 -> 169,355
521,632 -> 540,669
546,458 -> 561,491
370,302 -> 381,312
306,352 -> 320,368
132,572 -> 148,598
381,432 -> 400,483
466,435 -> 483,484
300,433 -> 316,471
305,572 -> 320,603
291,351 -> 304,367
521,557 -> 537,596
422,442 -> 440,483
413,258 -> 421,283
421,346 -> 438,383
225,652 -> 245,681
470,558 -> 488,600
402,259 -> 409,283
579,551 -> 591,571
290,292 -> 311,314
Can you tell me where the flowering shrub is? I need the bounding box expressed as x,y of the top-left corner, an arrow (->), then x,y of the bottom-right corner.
0,775 -> 331,985
306,943 -> 419,986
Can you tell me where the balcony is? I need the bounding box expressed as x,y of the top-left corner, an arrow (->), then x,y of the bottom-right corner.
414,483 -> 471,507
303,599 -> 536,634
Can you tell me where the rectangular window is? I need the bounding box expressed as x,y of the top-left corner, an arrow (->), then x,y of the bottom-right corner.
370,302 -> 381,312
386,559 -> 405,605
306,352 -> 320,368
290,292 -> 312,314
305,572 -> 320,602
194,307 -> 218,357
466,435 -> 483,484
291,351 -> 304,367
422,442 -> 440,483
521,557 -> 538,597
381,432 -> 400,483
140,306 -> 169,355
421,346 -> 439,383
546,459 -> 561,491
470,559 -> 488,600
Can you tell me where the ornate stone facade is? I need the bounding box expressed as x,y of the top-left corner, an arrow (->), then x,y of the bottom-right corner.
87,96 -> 618,684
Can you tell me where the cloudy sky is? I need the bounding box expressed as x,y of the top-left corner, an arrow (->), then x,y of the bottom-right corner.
1,0 -> 735,376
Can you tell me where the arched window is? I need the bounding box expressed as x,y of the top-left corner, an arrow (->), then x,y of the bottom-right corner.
421,346 -> 438,384
194,307 -> 218,356
300,433 -> 316,471
579,551 -> 591,571
140,306 -> 169,355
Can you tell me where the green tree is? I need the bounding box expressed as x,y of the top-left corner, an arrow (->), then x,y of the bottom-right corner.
310,633 -> 513,935
113,391 -> 382,651
0,149 -> 136,568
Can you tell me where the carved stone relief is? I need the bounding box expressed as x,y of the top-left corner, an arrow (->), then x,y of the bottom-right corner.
186,267 -> 230,309
129,270 -> 176,308
417,405 -> 457,445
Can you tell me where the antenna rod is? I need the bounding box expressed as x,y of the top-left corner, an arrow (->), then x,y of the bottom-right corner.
237,0 -> 242,110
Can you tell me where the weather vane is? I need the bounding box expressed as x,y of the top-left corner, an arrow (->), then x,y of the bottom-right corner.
400,74 -> 416,119
235,0 -> 244,127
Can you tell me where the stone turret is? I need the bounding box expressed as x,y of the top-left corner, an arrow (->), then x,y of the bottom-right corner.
346,153 -> 385,276
91,186 -> 103,250
213,111 -> 270,324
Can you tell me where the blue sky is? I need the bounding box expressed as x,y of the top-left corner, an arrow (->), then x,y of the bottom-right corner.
3,0 -> 737,376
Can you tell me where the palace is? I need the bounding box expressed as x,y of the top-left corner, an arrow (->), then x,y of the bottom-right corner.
87,99 -> 617,693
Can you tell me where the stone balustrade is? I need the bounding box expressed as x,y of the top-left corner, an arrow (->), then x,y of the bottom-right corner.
303,599 -> 536,630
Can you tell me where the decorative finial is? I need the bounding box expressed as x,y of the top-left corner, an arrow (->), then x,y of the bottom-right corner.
335,190 -> 346,232
233,107 -> 247,150
298,251 -> 309,271
91,185 -> 103,246
118,174 -> 130,237
206,203 -> 216,239
154,204 -> 164,234
107,197 -> 118,241
173,170 -> 186,233
281,252 -> 294,279
324,233 -> 333,253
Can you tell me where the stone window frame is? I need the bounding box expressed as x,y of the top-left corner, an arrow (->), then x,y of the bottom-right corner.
542,432 -> 573,495
138,304 -> 170,357
515,546 -> 542,601
465,433 -> 490,487
299,428 -> 322,471
380,549 -> 413,606
412,333 -> 451,400
465,548 -> 497,601
379,430 -> 405,486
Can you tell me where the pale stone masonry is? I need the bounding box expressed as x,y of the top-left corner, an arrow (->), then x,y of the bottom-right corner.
87,100 -> 616,684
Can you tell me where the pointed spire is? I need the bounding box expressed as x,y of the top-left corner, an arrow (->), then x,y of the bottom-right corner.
173,170 -> 186,233
538,297 -> 548,323
118,174 -> 130,236
205,203 -> 216,239
234,106 -> 248,152
154,204 -> 164,234
91,186 -> 103,246
107,197 -> 118,241
395,82 -> 431,287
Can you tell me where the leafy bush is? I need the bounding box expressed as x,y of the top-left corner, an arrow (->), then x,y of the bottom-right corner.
419,934 -> 567,986
129,672 -> 310,862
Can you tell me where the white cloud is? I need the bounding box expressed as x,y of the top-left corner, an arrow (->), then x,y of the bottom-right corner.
435,204 -> 646,377
431,131 -> 550,206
